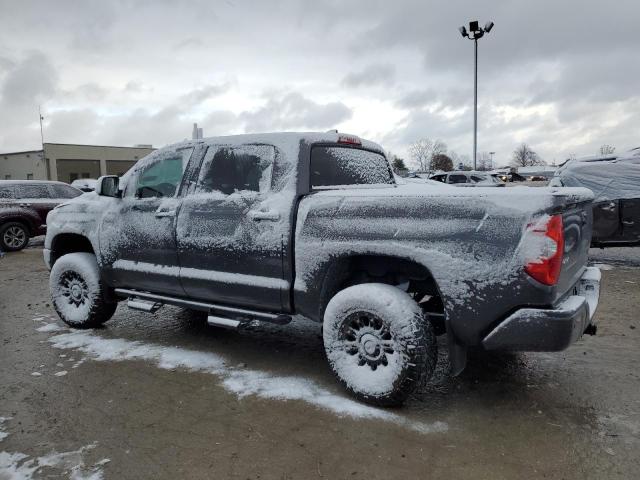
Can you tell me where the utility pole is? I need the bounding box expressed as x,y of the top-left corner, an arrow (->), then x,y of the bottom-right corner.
39,106 -> 48,179
459,20 -> 494,170
39,105 -> 45,150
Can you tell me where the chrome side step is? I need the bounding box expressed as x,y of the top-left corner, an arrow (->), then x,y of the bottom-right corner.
206,315 -> 241,329
127,298 -> 162,313
115,288 -> 292,326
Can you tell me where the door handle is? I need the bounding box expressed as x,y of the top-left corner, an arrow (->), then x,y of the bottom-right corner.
155,210 -> 176,218
248,209 -> 280,221
19,203 -> 29,207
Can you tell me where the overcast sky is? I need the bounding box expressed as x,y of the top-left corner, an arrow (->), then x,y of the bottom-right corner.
1,0 -> 638,166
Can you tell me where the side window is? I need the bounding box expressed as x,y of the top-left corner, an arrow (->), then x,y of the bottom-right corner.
310,146 -> 393,188
470,175 -> 486,183
196,145 -> 275,195
448,174 -> 468,184
51,184 -> 82,199
431,174 -> 446,183
14,183 -> 51,199
134,148 -> 193,199
0,186 -> 14,199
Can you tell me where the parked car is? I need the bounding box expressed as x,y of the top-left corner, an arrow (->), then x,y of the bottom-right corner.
44,132 -> 600,406
0,180 -> 82,251
551,152 -> 640,247
430,171 -> 505,187
71,179 -> 98,192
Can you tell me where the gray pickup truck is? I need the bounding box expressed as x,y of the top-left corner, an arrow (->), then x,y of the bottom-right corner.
44,132 -> 601,406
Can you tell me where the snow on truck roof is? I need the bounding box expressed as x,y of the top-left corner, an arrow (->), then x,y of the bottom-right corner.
166,131 -> 384,155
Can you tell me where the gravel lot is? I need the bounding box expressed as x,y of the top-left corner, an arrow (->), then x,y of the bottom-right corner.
1,245 -> 639,479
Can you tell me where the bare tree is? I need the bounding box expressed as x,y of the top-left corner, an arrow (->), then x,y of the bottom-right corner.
511,143 -> 544,167
408,138 -> 433,171
477,151 -> 493,171
408,138 -> 449,172
599,144 -> 616,156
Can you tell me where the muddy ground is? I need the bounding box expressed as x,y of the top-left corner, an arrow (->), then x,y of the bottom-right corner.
1,246 -> 639,479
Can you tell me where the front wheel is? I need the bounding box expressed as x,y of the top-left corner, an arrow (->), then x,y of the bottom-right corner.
0,222 -> 29,251
323,283 -> 437,407
50,252 -> 117,328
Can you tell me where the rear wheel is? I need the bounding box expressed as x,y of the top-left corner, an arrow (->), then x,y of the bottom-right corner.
323,283 -> 437,406
50,252 -> 117,328
0,222 -> 29,251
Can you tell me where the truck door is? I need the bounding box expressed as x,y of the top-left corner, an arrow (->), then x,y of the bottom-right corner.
176,144 -> 288,311
620,198 -> 640,244
591,200 -> 620,244
100,146 -> 195,296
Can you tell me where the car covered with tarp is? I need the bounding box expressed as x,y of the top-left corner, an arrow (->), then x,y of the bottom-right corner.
550,148 -> 640,247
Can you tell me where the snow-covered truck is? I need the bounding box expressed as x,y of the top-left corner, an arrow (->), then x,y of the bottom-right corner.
43,132 -> 601,406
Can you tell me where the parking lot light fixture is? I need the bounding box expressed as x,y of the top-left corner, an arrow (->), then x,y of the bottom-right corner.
458,20 -> 494,170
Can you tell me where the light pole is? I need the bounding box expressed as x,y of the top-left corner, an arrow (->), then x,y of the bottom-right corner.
489,151 -> 495,169
459,20 -> 494,170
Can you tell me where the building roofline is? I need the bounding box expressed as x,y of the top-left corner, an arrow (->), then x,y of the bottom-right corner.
43,142 -> 154,150
0,149 -> 44,156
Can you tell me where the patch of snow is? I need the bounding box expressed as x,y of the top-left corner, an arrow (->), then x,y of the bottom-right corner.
30,372 -> 42,377
44,328 -> 446,435
591,263 -> 614,271
0,440 -> 108,480
54,371 -> 68,377
0,417 -> 10,442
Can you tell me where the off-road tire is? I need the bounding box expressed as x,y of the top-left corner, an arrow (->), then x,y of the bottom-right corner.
50,252 -> 117,328
323,283 -> 437,407
0,221 -> 29,251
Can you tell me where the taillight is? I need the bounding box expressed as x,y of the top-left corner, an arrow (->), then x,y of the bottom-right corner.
337,134 -> 361,146
524,214 -> 564,286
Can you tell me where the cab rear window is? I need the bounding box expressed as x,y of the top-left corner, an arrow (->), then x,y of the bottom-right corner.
310,146 -> 393,188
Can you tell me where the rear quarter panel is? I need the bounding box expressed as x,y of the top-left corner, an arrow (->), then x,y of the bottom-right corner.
293,186 -> 593,346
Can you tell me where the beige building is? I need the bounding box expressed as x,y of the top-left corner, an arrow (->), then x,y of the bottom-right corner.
0,150 -> 47,180
0,143 -> 155,183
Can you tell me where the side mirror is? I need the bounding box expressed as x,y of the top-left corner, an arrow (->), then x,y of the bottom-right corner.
96,175 -> 121,198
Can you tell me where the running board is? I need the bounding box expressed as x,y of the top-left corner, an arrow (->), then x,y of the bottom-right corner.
127,298 -> 162,313
207,315 -> 241,329
115,288 -> 292,326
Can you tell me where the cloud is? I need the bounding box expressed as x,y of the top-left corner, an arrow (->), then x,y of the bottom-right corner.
342,64 -> 396,88
0,0 -> 639,163
240,92 -> 352,132
179,83 -> 232,106
0,51 -> 57,109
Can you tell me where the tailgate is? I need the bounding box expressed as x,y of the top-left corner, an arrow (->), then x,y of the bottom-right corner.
556,197 -> 593,296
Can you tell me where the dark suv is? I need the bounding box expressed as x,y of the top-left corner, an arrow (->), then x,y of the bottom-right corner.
0,180 -> 81,251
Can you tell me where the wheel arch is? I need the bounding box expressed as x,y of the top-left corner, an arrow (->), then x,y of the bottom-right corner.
303,254 -> 447,323
50,233 -> 96,267
294,252 -> 468,375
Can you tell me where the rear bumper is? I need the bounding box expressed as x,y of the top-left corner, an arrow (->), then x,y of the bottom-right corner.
482,267 -> 601,351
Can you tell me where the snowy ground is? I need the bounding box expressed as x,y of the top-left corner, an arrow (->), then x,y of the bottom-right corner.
1,248 -> 639,479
